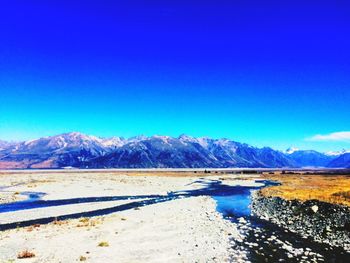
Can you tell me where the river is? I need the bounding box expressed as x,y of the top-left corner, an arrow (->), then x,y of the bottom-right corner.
0,178 -> 349,262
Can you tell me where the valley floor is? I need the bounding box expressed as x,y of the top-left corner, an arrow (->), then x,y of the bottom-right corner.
0,170 -> 349,262
0,171 -> 247,263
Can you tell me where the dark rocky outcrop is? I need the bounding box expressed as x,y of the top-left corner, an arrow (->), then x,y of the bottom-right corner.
251,192 -> 350,252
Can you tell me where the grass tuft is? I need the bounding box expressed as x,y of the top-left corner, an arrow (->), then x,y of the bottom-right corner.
98,241 -> 109,247
76,218 -> 100,227
53,219 -> 68,226
17,250 -> 35,259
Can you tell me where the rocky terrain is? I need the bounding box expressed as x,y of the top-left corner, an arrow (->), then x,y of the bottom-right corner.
251,192 -> 350,251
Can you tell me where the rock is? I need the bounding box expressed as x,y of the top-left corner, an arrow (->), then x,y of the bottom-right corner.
250,192 -> 350,253
238,217 -> 247,224
311,205 -> 319,213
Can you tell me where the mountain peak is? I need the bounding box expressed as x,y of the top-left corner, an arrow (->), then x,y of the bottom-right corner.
178,134 -> 196,141
101,137 -> 124,147
285,147 -> 300,154
64,131 -> 83,136
325,149 -> 350,156
129,135 -> 147,142
62,131 -> 93,138
178,134 -> 191,139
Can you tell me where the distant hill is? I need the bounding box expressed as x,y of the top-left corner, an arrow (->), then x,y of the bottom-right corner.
0,132 -> 346,169
327,153 -> 350,168
285,150 -> 334,167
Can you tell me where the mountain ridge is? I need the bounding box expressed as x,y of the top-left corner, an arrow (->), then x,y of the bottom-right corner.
0,132 -> 348,169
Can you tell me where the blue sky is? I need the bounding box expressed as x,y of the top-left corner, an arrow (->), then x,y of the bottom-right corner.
0,1 -> 349,152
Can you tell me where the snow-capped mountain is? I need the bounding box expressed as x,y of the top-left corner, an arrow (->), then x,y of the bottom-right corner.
11,132 -> 112,156
101,137 -> 126,148
285,149 -> 334,167
285,147 -> 299,154
0,132 -> 124,168
0,140 -> 12,151
325,149 -> 350,156
327,153 -> 350,168
0,132 -> 348,169
86,135 -> 294,168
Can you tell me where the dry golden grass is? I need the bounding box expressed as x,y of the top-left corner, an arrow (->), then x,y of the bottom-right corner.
261,174 -> 350,206
52,219 -> 69,226
76,217 -> 101,227
26,224 -> 40,232
98,241 -> 109,247
79,217 -> 90,223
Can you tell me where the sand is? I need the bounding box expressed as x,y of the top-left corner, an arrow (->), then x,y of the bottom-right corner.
0,171 -> 254,262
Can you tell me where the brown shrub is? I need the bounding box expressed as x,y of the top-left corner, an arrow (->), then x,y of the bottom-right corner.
79,217 -> 89,223
332,191 -> 350,200
53,219 -> 68,226
17,250 -> 35,259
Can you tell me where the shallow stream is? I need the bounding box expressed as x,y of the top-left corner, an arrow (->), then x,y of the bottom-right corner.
0,178 -> 349,262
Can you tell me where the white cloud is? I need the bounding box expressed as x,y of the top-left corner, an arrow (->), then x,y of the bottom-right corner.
308,131 -> 350,142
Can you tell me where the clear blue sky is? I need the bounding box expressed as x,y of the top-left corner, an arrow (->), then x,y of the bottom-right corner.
0,1 -> 349,152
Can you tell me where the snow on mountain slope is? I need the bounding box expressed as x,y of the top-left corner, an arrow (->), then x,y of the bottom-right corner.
286,150 -> 334,167
325,149 -> 350,156
0,132 -> 345,169
285,147 -> 300,154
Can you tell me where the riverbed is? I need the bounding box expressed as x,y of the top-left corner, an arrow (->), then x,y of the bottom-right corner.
0,171 -> 349,262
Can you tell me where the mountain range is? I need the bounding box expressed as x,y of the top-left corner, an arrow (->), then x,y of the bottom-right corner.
0,132 -> 349,169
